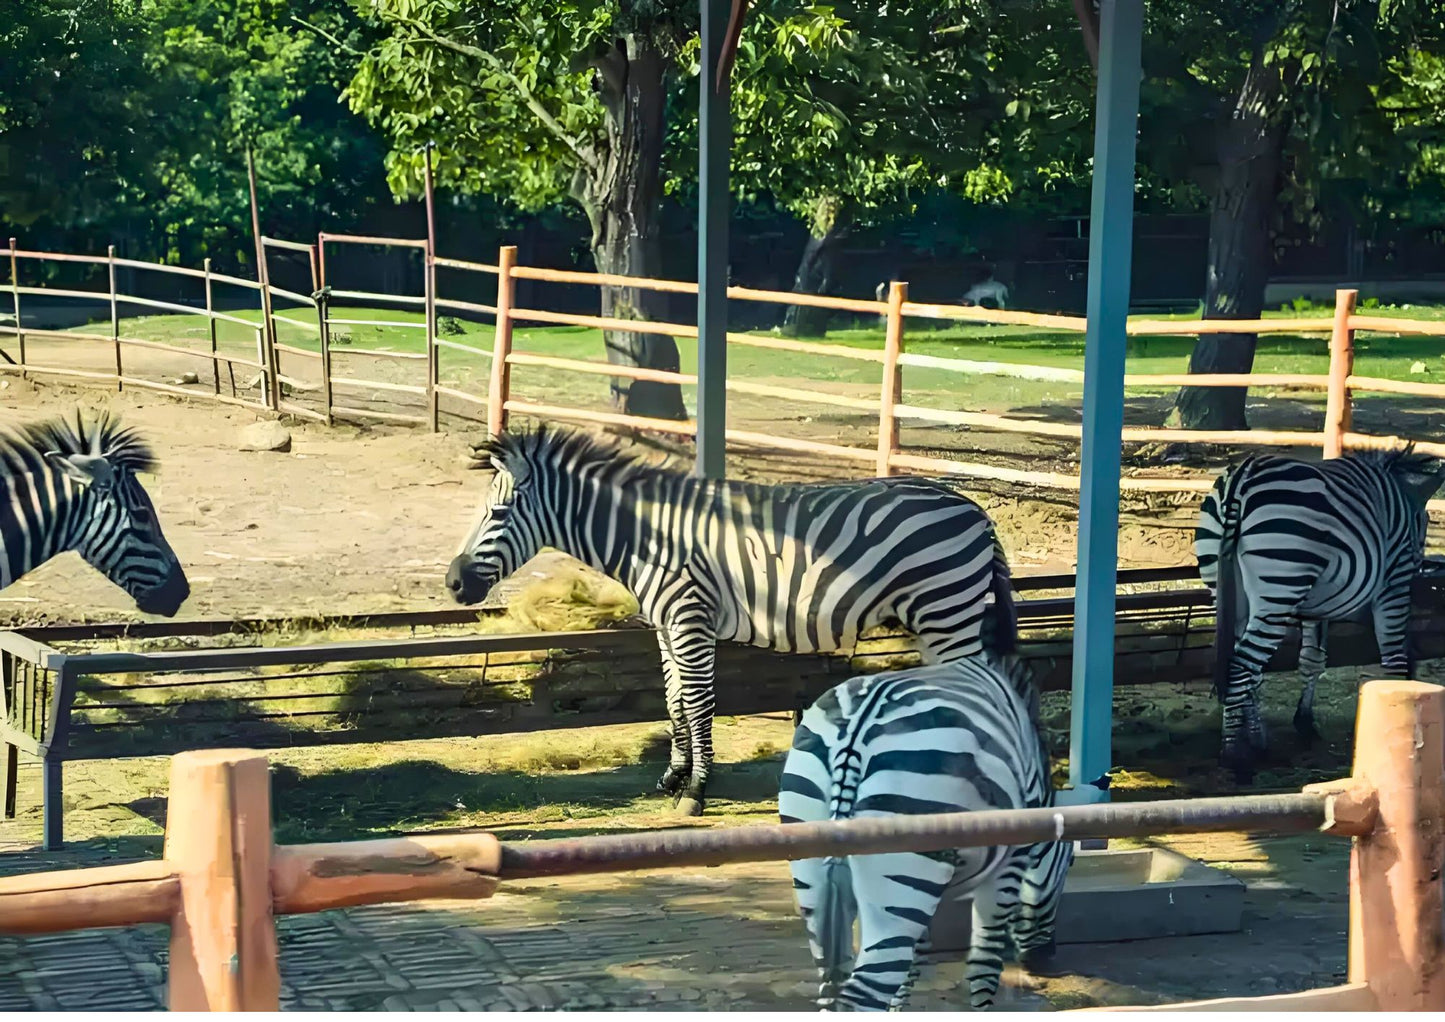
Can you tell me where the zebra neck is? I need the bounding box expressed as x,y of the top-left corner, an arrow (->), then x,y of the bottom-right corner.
0,470 -> 89,588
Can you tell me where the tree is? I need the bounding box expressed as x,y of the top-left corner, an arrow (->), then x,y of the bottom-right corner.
1138,0 -> 1441,429
0,0 -> 151,239
346,0 -> 695,420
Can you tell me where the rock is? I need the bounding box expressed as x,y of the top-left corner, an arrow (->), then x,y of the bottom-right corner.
174,371 -> 200,385
238,420 -> 292,453
1411,360 -> 1429,375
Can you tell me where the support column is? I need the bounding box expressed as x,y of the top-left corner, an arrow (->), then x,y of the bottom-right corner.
694,0 -> 731,480
1068,0 -> 1143,793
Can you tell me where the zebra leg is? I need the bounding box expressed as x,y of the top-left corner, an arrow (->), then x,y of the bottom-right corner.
1220,609 -> 1292,782
661,611 -> 718,815
889,935 -> 933,1011
835,851 -> 954,1011
654,631 -> 691,797
1293,619 -> 1327,743
964,868 -> 1022,1011
1372,575 -> 1415,679
791,856 -> 854,1010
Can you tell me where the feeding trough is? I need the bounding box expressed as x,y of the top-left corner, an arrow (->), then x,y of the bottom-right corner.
928,846 -> 1245,951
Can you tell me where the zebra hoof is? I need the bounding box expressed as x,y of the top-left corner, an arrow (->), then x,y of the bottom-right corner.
674,797 -> 705,817
655,769 -> 686,796
1292,712 -> 1319,745
1219,746 -> 1256,786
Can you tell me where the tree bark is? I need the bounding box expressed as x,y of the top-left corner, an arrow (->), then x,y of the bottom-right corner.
783,195 -> 852,338
1169,54 -> 1287,431
575,38 -> 688,421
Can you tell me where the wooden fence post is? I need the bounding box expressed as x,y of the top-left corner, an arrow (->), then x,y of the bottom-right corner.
1347,678 -> 1445,1010
165,749 -> 279,1011
876,280 -> 907,476
488,245 -> 518,437
9,238 -> 24,378
108,245 -> 122,392
204,258 -> 221,396
424,144 -> 440,433
1324,288 -> 1357,459
312,243 -> 334,426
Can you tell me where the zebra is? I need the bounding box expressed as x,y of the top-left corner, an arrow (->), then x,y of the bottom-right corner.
779,654 -> 1078,1011
0,410 -> 190,616
1195,447 -> 1445,781
445,424 -> 1017,814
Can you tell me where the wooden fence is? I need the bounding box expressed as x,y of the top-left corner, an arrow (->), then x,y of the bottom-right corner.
4,236 -> 1445,500
1,678 -> 1442,1011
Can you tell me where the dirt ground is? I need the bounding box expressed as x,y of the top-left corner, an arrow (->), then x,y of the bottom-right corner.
0,368 -> 1202,626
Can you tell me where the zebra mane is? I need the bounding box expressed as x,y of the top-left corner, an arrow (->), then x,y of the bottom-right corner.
472,423 -> 675,486
1357,442 -> 1444,478
0,410 -> 157,473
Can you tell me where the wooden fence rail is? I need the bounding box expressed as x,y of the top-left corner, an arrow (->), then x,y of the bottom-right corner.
3,238 -> 1445,504
0,679 -> 1441,1011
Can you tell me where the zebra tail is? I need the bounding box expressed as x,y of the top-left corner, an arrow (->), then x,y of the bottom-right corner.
987,539 -> 1019,654
816,857 -> 854,1004
1212,521 -> 1241,703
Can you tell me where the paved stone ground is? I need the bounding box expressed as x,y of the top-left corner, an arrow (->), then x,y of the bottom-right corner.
0,832 -> 1351,1012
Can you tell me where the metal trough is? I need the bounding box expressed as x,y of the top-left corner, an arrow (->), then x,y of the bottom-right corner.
928,846 -> 1246,951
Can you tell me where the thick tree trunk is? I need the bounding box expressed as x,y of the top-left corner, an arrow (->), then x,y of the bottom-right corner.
577,38 -> 688,421
1170,57 -> 1287,431
783,196 -> 851,338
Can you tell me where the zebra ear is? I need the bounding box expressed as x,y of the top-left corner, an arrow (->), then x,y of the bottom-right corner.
45,451 -> 116,489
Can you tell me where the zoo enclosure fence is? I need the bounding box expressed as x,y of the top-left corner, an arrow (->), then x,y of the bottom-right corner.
0,678 -> 1440,1011
3,237 -> 1445,509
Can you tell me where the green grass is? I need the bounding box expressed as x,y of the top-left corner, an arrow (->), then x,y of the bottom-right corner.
73,299 -> 1445,417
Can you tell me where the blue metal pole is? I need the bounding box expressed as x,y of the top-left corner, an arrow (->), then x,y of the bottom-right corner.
1069,0 -> 1143,792
695,0 -> 730,480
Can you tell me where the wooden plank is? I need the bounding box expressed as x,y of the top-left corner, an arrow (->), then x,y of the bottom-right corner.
0,860 -> 180,934
271,835 -> 500,913
1073,983 -> 1376,1012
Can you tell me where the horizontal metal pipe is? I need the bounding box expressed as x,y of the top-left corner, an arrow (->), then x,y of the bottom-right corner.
497,794 -> 1334,879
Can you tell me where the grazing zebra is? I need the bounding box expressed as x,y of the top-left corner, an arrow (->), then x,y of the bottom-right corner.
0,411 -> 189,616
446,425 -> 1017,814
780,654 -> 1077,1011
1195,447 -> 1445,780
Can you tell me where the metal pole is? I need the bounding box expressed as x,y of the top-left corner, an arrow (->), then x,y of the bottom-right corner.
424,144 -> 440,432
1069,0 -> 1143,794
694,0 -> 731,480
108,245 -> 122,392
497,792 -> 1340,880
9,239 -> 24,377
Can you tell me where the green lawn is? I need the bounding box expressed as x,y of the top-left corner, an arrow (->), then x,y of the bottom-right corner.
79,299 -> 1445,417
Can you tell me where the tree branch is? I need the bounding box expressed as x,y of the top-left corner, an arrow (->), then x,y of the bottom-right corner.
290,16 -> 360,56
379,11 -> 600,173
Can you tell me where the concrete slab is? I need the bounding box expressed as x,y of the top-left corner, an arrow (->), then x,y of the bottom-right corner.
929,847 -> 1246,952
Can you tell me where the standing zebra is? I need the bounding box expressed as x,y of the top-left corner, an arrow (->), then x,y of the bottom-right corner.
0,411 -> 189,616
780,654 -> 1077,1011
446,425 -> 1017,814
1196,447 -> 1445,780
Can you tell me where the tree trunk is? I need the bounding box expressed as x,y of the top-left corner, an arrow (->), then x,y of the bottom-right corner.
576,38 -> 688,421
784,195 -> 852,338
1169,56 -> 1287,431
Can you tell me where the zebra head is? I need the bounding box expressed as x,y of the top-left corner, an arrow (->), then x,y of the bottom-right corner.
1381,445 -> 1445,512
447,432 -> 544,604
29,413 -> 190,617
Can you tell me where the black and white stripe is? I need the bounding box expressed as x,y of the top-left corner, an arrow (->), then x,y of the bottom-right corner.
779,655 -> 1074,1011
1195,448 -> 1444,779
0,411 -> 189,616
446,425 -> 1016,812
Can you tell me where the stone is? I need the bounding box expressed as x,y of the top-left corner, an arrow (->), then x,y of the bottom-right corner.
238,420 -> 292,453
1411,360 -> 1429,375
174,371 -> 200,385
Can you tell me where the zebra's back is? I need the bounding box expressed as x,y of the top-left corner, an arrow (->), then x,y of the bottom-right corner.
1195,453 -> 1422,620
705,476 -> 1009,659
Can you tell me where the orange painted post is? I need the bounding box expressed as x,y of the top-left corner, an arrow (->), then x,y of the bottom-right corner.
108,245 -> 122,392
165,749 -> 280,1011
488,245 -> 518,437
1347,679 -> 1445,1010
876,280 -> 907,476
1324,288 -> 1357,459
